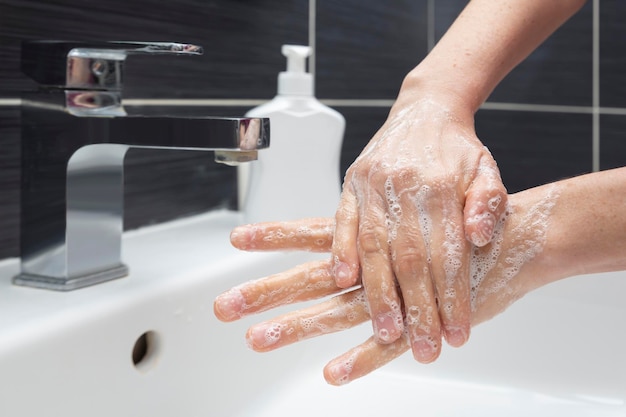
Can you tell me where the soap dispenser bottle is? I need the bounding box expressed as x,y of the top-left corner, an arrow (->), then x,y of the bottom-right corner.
242,44 -> 345,223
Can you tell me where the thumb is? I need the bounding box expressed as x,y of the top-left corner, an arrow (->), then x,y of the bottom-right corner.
464,155 -> 508,247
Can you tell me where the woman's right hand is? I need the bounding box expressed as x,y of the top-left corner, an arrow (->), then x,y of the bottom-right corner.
329,0 -> 589,359
331,80 -> 508,361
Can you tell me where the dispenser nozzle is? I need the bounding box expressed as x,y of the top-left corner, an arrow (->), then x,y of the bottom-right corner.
282,45 -> 311,73
278,45 -> 313,96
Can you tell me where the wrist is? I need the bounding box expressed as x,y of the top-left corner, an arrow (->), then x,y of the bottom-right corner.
509,184 -> 573,293
513,169 -> 626,291
540,169 -> 626,279
395,66 -> 482,121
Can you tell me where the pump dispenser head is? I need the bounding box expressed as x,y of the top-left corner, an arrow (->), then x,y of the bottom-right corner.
278,44 -> 313,96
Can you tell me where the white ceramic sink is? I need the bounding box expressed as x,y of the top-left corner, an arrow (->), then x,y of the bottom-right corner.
0,210 -> 623,416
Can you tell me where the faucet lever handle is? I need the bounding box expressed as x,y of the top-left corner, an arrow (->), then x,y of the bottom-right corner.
21,40 -> 203,90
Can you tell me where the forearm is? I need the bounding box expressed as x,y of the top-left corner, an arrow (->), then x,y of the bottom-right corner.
401,0 -> 587,114
467,167 -> 626,323
535,167 -> 626,284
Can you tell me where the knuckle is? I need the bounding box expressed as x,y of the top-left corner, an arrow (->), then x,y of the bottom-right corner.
357,226 -> 388,255
388,165 -> 420,185
393,248 -> 425,278
334,199 -> 356,224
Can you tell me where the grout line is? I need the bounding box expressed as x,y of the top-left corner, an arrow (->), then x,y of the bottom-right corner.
427,0 -> 436,51
320,99 -> 395,107
93,99 -> 609,112
309,0 -> 316,91
480,101 -> 594,114
122,98 -> 267,107
595,107 -> 626,115
592,0 -> 600,172
4,97 -> 626,115
0,98 -> 21,106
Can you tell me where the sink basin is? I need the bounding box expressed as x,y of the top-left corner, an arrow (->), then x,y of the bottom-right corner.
0,210 -> 623,416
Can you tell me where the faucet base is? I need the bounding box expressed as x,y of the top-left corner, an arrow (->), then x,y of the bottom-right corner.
13,264 -> 129,291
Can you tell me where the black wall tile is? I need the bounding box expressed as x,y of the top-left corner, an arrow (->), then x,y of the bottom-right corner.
0,106 -> 20,259
599,0 -> 626,108
435,1 -> 593,106
475,110 -> 592,193
334,106 -> 389,179
316,0 -> 428,99
0,0 -> 308,99
124,150 -> 237,230
600,115 -> 626,170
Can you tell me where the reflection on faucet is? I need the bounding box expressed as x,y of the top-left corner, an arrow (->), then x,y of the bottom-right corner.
15,41 -> 270,291
67,91 -> 100,108
239,118 -> 263,150
210,118 -> 266,166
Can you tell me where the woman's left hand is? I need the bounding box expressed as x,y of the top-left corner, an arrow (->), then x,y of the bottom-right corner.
215,218 -> 407,385
215,181 -> 564,385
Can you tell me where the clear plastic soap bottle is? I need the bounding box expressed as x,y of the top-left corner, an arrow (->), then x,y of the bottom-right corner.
241,44 -> 345,223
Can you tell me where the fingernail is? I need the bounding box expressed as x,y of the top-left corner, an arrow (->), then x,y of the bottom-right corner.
325,362 -> 351,386
214,288 -> 245,321
373,313 -> 402,343
445,328 -> 468,347
467,212 -> 495,247
246,322 -> 282,350
412,337 -> 438,363
229,227 -> 250,248
333,262 -> 353,287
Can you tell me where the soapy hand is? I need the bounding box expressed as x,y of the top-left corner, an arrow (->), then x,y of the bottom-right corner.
331,90 -> 508,362
216,183 -> 559,385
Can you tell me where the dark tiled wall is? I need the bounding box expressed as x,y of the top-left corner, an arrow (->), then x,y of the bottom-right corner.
316,0 -> 428,99
0,0 -> 624,260
600,0 -> 626,170
600,0 -> 626,108
0,0 -> 309,99
0,107 -> 19,258
475,111 -> 592,192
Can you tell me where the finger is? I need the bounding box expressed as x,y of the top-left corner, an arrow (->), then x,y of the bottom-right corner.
429,192 -> 471,348
387,182 -> 442,362
332,185 -> 361,288
324,334 -> 410,386
213,260 -> 342,322
246,289 -> 369,352
464,151 -> 508,247
357,195 -> 404,344
230,218 -> 334,252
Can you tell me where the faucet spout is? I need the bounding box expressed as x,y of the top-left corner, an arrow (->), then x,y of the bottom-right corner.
15,41 -> 270,290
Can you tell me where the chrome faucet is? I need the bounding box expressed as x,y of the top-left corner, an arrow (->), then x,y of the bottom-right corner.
14,41 -> 270,291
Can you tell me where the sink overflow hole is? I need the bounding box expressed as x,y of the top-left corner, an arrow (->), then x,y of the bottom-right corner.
132,330 -> 160,372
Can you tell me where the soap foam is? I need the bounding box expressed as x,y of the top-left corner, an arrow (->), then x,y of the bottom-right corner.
401,184 -> 433,264
488,195 -> 502,212
263,322 -> 284,347
333,347 -> 361,385
442,212 -> 463,289
469,209 -> 508,309
249,223 -> 334,252
470,184 -> 560,311
234,261 -> 336,318
384,177 -> 403,242
374,277 -> 404,341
